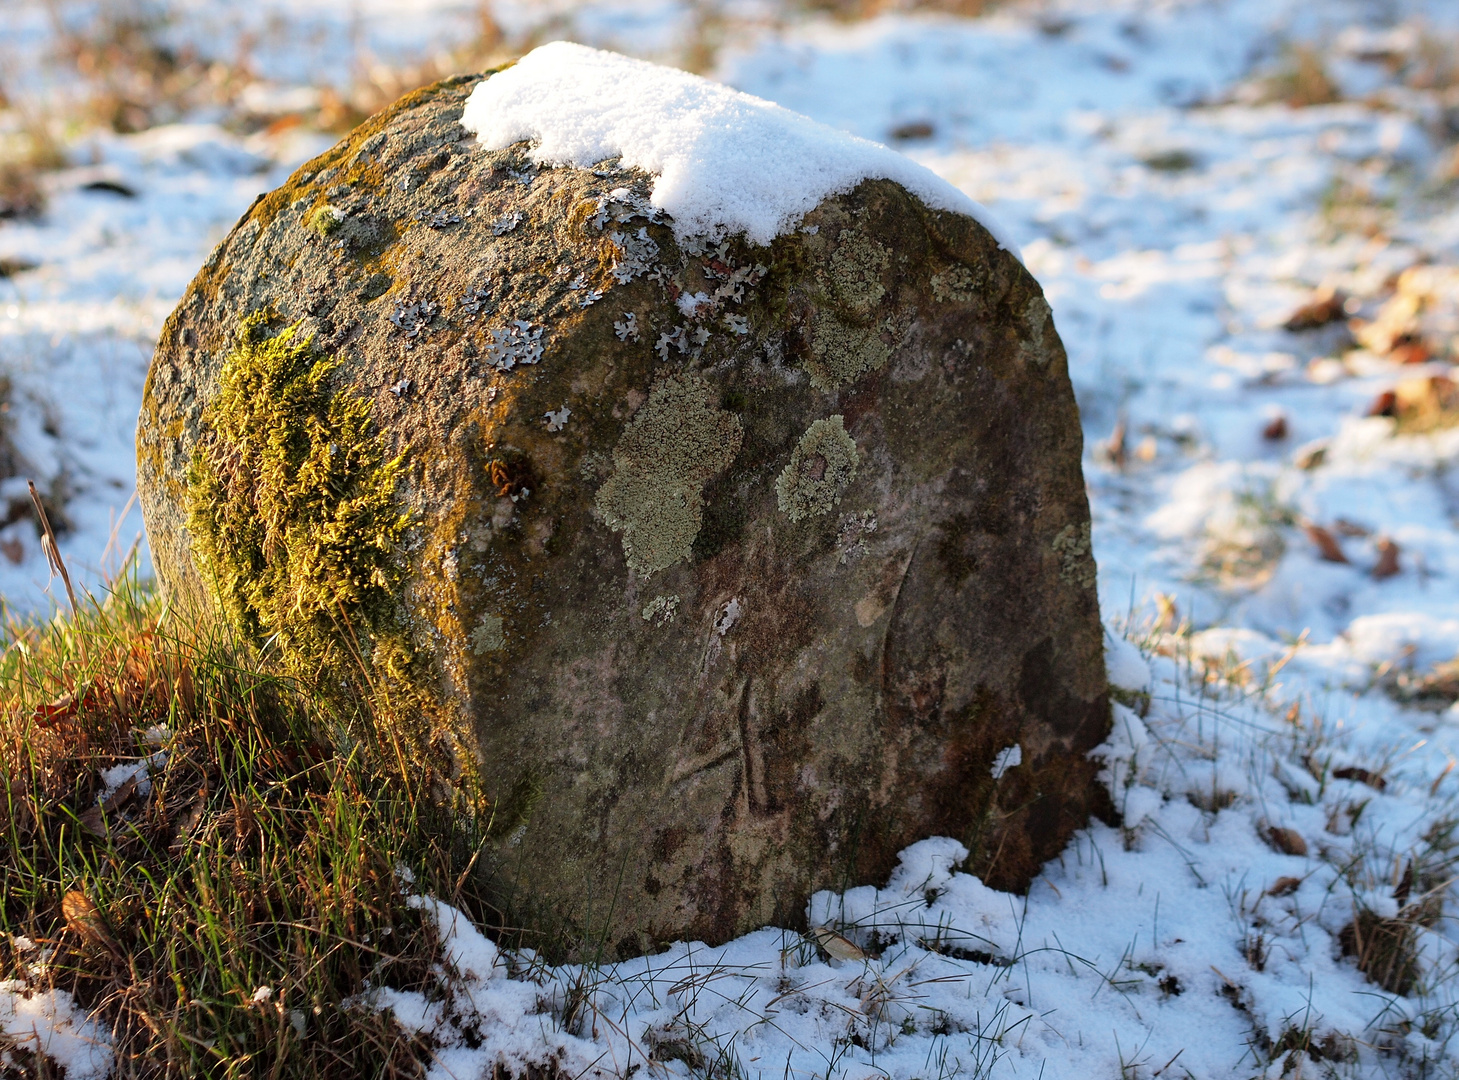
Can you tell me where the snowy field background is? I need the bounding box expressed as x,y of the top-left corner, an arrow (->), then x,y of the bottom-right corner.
5,0 -> 1459,1076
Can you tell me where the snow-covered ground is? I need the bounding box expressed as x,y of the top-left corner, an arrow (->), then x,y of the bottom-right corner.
6,0 -> 1459,1076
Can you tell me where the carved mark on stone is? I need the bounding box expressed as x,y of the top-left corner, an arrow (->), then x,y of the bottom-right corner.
736,676 -> 769,815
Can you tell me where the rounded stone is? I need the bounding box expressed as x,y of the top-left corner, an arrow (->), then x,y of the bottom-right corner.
137,73 -> 1110,954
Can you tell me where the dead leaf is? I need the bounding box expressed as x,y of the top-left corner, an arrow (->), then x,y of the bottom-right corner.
62,889 -> 116,951
1333,765 -> 1387,791
1267,876 -> 1302,896
1391,341 -> 1430,365
1333,519 -> 1370,537
1106,417 -> 1127,468
1283,287 -> 1346,331
1294,442 -> 1328,470
1367,389 -> 1398,417
32,692 -> 77,726
104,776 -> 138,812
78,805 -> 108,838
1303,523 -> 1348,564
1267,826 -> 1308,857
1262,414 -> 1288,440
809,926 -> 867,962
1373,537 -> 1400,580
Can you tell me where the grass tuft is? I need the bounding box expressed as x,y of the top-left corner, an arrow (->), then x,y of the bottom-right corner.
0,568 -> 494,1078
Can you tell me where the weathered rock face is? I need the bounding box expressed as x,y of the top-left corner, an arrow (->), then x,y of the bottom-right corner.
137,73 -> 1110,953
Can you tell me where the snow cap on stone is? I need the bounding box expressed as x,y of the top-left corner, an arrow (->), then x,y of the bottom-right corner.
461,41 -> 1017,252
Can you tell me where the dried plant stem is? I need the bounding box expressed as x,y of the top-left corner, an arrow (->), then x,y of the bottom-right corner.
29,479 -> 78,616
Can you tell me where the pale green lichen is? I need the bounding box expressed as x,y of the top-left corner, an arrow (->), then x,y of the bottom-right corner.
826,230 -> 889,316
641,594 -> 680,626
806,312 -> 890,392
471,613 -> 506,654
931,264 -> 984,304
596,374 -> 743,577
1052,521 -> 1097,589
185,313 -> 411,683
776,415 -> 860,522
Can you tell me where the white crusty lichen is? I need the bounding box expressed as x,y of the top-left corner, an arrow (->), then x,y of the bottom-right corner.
595,373 -> 743,577
776,415 -> 860,522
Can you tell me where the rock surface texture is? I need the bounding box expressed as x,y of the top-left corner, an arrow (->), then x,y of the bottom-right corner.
137,71 -> 1109,953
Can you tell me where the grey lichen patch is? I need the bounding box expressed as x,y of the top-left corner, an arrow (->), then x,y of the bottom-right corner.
471,612 -> 506,654
1021,296 -> 1054,367
931,264 -> 984,304
806,312 -> 891,392
826,230 -> 889,316
1052,521 -> 1098,589
776,415 -> 860,522
596,374 -> 744,577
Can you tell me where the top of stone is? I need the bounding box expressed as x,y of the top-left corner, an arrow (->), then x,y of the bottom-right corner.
460,41 -> 1018,253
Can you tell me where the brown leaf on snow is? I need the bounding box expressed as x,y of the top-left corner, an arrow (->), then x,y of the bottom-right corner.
1267,826 -> 1309,857
1373,537 -> 1401,580
1303,523 -> 1348,563
809,926 -> 868,962
1262,414 -> 1288,440
1267,876 -> 1302,896
1367,389 -> 1399,418
1283,286 -> 1346,331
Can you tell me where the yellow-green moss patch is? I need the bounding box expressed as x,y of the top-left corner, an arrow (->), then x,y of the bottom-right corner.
595,374 -> 743,577
776,415 -> 860,522
306,203 -> 344,236
186,313 -> 411,683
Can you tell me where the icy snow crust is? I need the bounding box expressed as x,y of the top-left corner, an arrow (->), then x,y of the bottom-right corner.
460,41 -> 1018,251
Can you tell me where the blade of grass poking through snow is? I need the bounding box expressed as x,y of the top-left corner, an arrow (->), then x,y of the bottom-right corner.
0,571 -> 501,1076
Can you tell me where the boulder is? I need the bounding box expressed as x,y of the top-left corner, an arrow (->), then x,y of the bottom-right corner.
137,45 -> 1109,954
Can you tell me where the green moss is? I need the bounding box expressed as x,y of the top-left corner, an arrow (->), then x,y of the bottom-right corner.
185,313 -> 411,686
595,374 -> 743,577
776,415 -> 860,522
306,204 -> 344,236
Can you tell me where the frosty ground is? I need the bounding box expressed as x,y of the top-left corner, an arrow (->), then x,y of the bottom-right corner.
5,0 -> 1459,1076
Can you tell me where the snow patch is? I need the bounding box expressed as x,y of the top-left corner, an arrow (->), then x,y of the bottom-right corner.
460,41 -> 1017,252
0,981 -> 112,1079
1104,633 -> 1152,692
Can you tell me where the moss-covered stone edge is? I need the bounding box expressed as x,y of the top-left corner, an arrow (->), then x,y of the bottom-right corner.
184,312 -> 474,793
